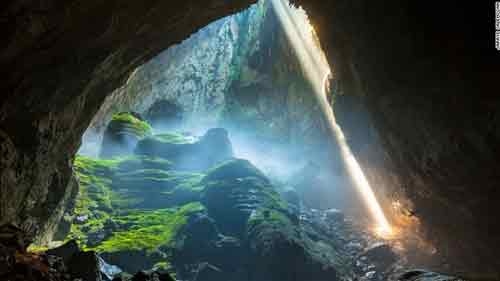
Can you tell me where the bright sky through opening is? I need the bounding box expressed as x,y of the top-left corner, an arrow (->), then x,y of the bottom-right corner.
270,0 -> 392,236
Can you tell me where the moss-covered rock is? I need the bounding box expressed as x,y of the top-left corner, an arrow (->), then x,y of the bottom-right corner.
135,128 -> 233,171
68,153 -> 204,260
202,159 -> 287,236
100,112 -> 152,158
69,136 -> 348,279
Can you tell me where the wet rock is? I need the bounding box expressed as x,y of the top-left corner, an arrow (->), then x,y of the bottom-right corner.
324,208 -> 345,223
398,270 -> 465,281
68,251 -> 102,281
194,263 -> 224,281
201,158 -> 267,183
46,240 -> 80,265
360,243 -> 398,271
99,256 -> 122,281
202,160 -> 270,235
123,270 -> 174,281
247,227 -> 339,281
101,250 -> 164,275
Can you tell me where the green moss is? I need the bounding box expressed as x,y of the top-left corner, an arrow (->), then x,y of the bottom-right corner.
75,155 -> 122,176
92,202 -> 205,253
203,158 -> 267,183
110,112 -> 152,137
27,245 -> 49,253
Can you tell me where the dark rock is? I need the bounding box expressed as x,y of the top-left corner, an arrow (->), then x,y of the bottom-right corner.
202,158 -> 267,183
202,161 -> 270,235
68,251 -> 102,281
324,209 -> 345,223
127,270 -> 175,281
171,214 -> 220,268
46,240 -> 80,265
196,128 -> 233,165
398,270 -> 465,281
194,263 -> 224,281
131,271 -> 152,281
247,223 -> 339,281
0,244 -> 16,275
360,243 -> 398,271
144,100 -> 183,130
100,250 -> 163,275
0,224 -> 31,252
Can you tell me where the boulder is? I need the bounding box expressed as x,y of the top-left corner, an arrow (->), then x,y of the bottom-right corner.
46,240 -> 80,265
144,100 -> 183,130
0,224 -> 32,252
101,112 -> 152,158
247,225 -> 339,281
360,243 -> 398,271
201,160 -> 272,235
0,244 -> 16,276
135,128 -> 233,171
68,251 -> 102,281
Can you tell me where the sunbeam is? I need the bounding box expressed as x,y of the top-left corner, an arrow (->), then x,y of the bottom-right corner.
270,0 -> 392,236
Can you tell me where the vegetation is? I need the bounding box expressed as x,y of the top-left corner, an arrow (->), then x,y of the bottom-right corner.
109,112 -> 152,137
152,133 -> 193,144
69,154 -> 207,254
92,202 -> 205,253
203,158 -> 267,183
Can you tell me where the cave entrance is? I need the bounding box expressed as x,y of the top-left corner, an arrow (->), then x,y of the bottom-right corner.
35,1 -> 402,280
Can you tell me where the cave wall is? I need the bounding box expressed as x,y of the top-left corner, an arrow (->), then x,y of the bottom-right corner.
0,0 -> 255,238
296,0 -> 500,278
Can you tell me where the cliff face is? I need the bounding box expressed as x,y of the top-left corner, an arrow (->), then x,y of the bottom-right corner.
81,0 -> 327,157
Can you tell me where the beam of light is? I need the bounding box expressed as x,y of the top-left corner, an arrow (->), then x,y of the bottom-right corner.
270,0 -> 393,237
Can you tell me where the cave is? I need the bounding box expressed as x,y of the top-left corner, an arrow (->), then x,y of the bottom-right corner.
1,0 -> 499,281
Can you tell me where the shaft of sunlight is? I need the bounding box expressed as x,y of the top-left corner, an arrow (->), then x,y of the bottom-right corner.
270,0 -> 392,236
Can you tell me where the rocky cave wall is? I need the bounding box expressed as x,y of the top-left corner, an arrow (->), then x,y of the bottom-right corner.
296,0 -> 500,278
1,0 -> 499,279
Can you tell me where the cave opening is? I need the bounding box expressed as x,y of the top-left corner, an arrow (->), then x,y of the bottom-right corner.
2,0 -> 497,281
28,1 -> 431,280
